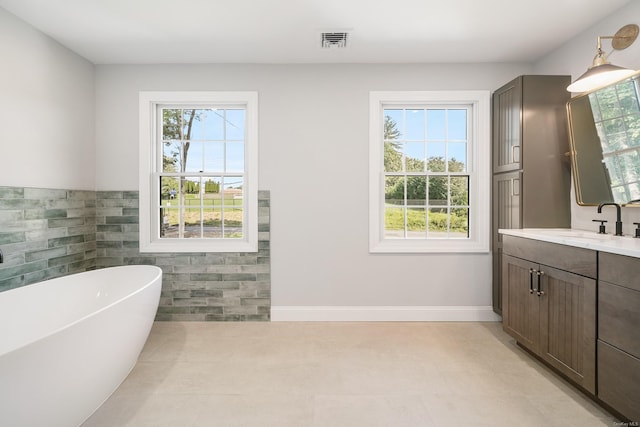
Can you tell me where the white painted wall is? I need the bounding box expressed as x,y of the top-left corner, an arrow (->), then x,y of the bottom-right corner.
0,8 -> 95,190
95,63 -> 530,313
13,0 -> 637,315
534,1 -> 640,236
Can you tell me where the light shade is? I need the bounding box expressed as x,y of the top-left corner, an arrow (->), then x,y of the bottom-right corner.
567,24 -> 639,93
567,63 -> 637,93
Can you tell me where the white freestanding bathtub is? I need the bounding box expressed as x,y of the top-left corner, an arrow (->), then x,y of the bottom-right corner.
0,265 -> 162,427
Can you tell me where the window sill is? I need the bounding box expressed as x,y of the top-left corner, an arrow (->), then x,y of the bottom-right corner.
369,238 -> 489,254
140,239 -> 258,253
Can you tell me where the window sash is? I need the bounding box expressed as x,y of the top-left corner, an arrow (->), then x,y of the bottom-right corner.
155,104 -> 247,242
157,174 -> 245,240
381,105 -> 471,240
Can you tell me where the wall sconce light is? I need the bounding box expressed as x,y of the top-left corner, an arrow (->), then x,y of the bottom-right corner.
567,24 -> 639,93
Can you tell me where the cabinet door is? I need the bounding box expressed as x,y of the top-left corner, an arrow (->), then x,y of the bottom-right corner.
502,255 -> 539,352
493,77 -> 522,173
492,171 -> 522,314
539,265 -> 596,394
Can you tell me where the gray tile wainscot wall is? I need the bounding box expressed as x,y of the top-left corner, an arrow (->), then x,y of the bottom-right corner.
0,186 -> 271,321
0,187 -> 97,291
95,190 -> 271,321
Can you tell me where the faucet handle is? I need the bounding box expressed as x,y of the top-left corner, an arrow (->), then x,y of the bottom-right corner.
593,219 -> 608,234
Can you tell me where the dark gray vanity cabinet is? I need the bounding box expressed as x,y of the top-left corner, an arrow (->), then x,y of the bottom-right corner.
502,235 -> 597,394
598,252 -> 640,421
492,75 -> 572,315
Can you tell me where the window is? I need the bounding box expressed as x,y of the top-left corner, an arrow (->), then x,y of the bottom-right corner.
369,91 -> 490,253
139,91 -> 258,252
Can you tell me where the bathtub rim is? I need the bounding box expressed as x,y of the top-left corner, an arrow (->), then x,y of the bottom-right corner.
0,265 -> 162,358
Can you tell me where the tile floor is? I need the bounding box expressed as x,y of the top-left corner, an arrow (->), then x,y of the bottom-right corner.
83,322 -> 618,426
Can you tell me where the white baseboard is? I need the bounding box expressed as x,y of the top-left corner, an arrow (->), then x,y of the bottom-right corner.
271,306 -> 502,322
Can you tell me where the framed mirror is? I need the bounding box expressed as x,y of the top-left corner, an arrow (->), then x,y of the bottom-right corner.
567,70 -> 640,205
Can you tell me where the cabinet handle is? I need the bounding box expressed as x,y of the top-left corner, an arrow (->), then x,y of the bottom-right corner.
537,270 -> 545,296
529,268 -> 535,294
512,145 -> 520,163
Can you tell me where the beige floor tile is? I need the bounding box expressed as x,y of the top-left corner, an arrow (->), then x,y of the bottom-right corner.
421,392 -> 553,427
527,393 -> 614,427
83,393 -> 208,427
313,394 -> 434,427
194,394 -> 315,427
82,321 -> 619,426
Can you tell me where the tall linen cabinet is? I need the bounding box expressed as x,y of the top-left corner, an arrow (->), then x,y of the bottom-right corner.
492,75 -> 572,315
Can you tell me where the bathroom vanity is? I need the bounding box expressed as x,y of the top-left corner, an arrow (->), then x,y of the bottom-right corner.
598,251 -> 640,420
500,228 -> 640,421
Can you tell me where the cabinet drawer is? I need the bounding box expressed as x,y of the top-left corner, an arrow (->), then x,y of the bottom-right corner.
599,281 -> 640,359
502,235 -> 596,278
598,340 -> 640,421
599,252 -> 640,292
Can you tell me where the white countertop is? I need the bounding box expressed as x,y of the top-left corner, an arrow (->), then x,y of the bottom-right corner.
499,228 -> 640,258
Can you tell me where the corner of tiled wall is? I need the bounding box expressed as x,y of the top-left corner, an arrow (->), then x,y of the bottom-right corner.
0,186 -> 97,292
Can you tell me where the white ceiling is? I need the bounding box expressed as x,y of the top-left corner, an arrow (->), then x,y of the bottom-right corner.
0,0 -> 632,64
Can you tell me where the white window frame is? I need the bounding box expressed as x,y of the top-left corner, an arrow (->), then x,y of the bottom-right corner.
369,90 -> 490,253
139,91 -> 258,253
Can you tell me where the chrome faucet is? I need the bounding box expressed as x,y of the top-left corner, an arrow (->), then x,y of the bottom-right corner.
597,203 -> 623,236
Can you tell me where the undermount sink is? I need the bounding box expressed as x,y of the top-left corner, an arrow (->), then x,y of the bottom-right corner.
540,229 -> 620,241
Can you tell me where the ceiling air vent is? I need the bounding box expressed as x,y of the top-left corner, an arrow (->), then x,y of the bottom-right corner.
321,32 -> 348,49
